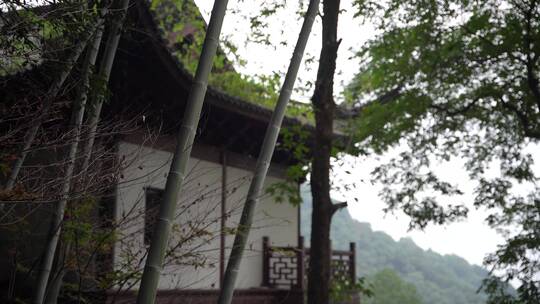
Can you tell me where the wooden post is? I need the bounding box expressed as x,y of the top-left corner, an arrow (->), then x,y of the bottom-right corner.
297,236 -> 305,290
220,151 -> 227,288
329,239 -> 333,281
349,242 -> 356,283
262,236 -> 270,287
297,183 -> 301,241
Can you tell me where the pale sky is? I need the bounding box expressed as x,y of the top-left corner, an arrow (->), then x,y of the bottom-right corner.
193,0 -> 537,268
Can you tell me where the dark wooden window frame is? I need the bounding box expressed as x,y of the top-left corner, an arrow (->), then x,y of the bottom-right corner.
144,187 -> 164,246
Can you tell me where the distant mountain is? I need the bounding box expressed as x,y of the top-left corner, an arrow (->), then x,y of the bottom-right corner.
300,185 -> 489,304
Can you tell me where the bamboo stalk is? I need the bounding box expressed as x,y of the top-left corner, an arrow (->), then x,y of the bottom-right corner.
33,15 -> 106,304
135,1 -> 230,303
36,18 -> 106,304
80,0 -> 130,175
35,0 -> 127,300
217,1 -> 319,303
4,24 -> 97,191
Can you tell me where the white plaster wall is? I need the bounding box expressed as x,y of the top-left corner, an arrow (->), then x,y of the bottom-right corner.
223,166 -> 298,289
114,141 -> 298,291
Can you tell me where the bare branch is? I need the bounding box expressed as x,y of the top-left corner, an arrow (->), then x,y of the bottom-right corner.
331,201 -> 347,214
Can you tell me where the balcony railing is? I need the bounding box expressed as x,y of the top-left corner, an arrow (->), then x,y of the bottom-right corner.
262,236 -> 356,290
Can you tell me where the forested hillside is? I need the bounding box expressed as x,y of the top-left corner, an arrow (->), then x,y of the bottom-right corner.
300,185 -> 489,304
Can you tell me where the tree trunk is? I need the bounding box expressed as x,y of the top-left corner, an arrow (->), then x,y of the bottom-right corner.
307,1 -> 341,304
135,1 -> 229,303
217,1 -> 319,303
37,18 -> 106,304
80,0 -> 130,175
43,243 -> 69,304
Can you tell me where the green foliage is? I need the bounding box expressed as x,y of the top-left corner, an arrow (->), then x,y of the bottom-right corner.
266,124 -> 311,206
150,0 -> 313,119
279,124 -> 311,162
265,181 -> 301,205
330,276 -> 373,303
346,0 -> 540,301
63,196 -> 117,254
301,185 -> 492,304
1,1 -> 99,77
208,71 -> 280,108
247,1 -> 286,46
364,269 -> 423,304
0,8 -> 68,76
345,92 -> 431,154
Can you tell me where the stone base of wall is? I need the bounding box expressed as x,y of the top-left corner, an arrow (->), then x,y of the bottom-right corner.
107,288 -> 304,304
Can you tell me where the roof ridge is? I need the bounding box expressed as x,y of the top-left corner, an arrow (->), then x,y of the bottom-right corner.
136,0 -> 316,128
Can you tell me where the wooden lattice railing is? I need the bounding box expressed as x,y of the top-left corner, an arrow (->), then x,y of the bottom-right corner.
262,236 -> 356,290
